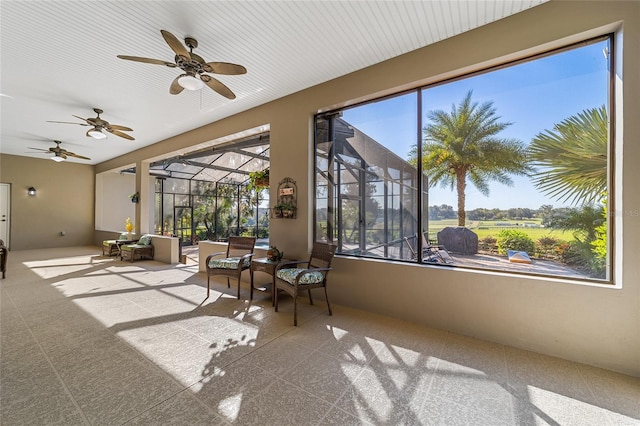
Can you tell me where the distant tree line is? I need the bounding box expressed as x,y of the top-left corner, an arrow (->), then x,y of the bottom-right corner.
466,207 -> 536,221
429,204 -> 587,224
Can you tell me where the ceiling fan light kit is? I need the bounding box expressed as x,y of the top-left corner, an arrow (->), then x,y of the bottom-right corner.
178,74 -> 204,91
51,155 -> 65,162
87,128 -> 107,139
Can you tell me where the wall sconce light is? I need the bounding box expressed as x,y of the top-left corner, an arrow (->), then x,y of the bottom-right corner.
27,187 -> 36,196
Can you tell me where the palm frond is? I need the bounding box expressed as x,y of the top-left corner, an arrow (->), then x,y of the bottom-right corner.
529,105 -> 608,205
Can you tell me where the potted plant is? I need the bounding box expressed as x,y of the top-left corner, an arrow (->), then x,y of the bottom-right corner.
266,245 -> 283,262
248,169 -> 269,190
130,192 -> 140,203
272,203 -> 284,218
279,202 -> 296,218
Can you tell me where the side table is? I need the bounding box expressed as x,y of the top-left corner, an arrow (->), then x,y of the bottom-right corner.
250,257 -> 290,305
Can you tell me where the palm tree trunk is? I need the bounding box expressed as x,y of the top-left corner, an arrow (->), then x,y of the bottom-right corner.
456,170 -> 466,226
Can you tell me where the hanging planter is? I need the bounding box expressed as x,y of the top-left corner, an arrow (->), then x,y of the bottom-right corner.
272,177 -> 297,219
272,206 -> 283,218
273,202 -> 295,219
248,169 -> 269,191
130,192 -> 139,203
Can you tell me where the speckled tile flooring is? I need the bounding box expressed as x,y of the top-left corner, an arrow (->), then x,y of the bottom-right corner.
1,246 -> 639,425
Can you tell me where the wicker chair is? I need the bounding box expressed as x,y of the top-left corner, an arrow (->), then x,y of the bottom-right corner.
120,234 -> 154,262
205,236 -> 256,299
274,242 -> 337,326
102,233 -> 130,256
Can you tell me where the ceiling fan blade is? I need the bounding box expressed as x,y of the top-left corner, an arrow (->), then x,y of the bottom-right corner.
66,151 -> 91,160
201,75 -> 236,99
108,129 -> 135,140
28,147 -> 49,152
160,30 -> 190,59
169,76 -> 185,95
72,115 -> 93,125
108,124 -> 133,131
203,62 -> 247,75
117,55 -> 176,67
46,120 -> 89,126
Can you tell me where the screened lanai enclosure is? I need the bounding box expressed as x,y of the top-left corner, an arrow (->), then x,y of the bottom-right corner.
123,133 -> 270,247
315,115 -> 428,261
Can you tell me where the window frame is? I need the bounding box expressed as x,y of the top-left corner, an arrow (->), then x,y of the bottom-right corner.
313,33 -> 615,284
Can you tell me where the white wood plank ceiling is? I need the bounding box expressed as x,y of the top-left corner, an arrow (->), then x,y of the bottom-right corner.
0,1 -> 547,165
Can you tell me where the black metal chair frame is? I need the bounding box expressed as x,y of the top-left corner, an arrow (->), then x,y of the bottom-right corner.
403,233 -> 454,264
205,236 -> 256,299
0,239 -> 6,279
274,242 -> 337,326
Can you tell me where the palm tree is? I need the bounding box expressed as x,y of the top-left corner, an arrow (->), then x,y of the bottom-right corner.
529,106 -> 609,276
528,105 -> 607,205
410,90 -> 530,226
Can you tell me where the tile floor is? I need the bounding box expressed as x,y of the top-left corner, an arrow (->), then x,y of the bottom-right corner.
1,246 -> 639,425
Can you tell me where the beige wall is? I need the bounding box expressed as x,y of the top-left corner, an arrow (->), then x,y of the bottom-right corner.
0,154 -> 95,250
95,171 -> 136,232
149,235 -> 179,264
95,171 -> 154,234
12,1 -> 640,376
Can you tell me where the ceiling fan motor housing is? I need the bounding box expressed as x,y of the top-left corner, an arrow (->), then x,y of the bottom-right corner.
184,37 -> 198,49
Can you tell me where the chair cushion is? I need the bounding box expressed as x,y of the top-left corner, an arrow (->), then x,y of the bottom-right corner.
276,268 -> 324,285
121,244 -> 150,252
208,257 -> 250,270
138,234 -> 153,246
103,240 -> 117,246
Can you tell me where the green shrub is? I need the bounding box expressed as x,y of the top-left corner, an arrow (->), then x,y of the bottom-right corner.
536,235 -> 560,259
197,229 -> 211,241
478,236 -> 498,253
555,242 -> 573,263
558,240 -> 605,279
496,229 -> 535,255
590,200 -> 607,276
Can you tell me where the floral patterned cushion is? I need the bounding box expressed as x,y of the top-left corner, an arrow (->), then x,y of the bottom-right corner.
138,234 -> 153,246
276,268 -> 324,285
208,257 -> 251,270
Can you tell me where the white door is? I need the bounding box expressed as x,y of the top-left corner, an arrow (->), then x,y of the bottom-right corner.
0,183 -> 10,248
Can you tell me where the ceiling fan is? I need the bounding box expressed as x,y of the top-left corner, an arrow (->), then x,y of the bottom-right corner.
28,140 -> 91,162
117,29 -> 246,99
47,108 -> 134,140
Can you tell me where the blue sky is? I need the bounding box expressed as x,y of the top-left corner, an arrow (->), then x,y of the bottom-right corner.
342,38 -> 610,210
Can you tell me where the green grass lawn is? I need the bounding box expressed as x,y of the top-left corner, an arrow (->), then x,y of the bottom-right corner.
427,219 -> 573,242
